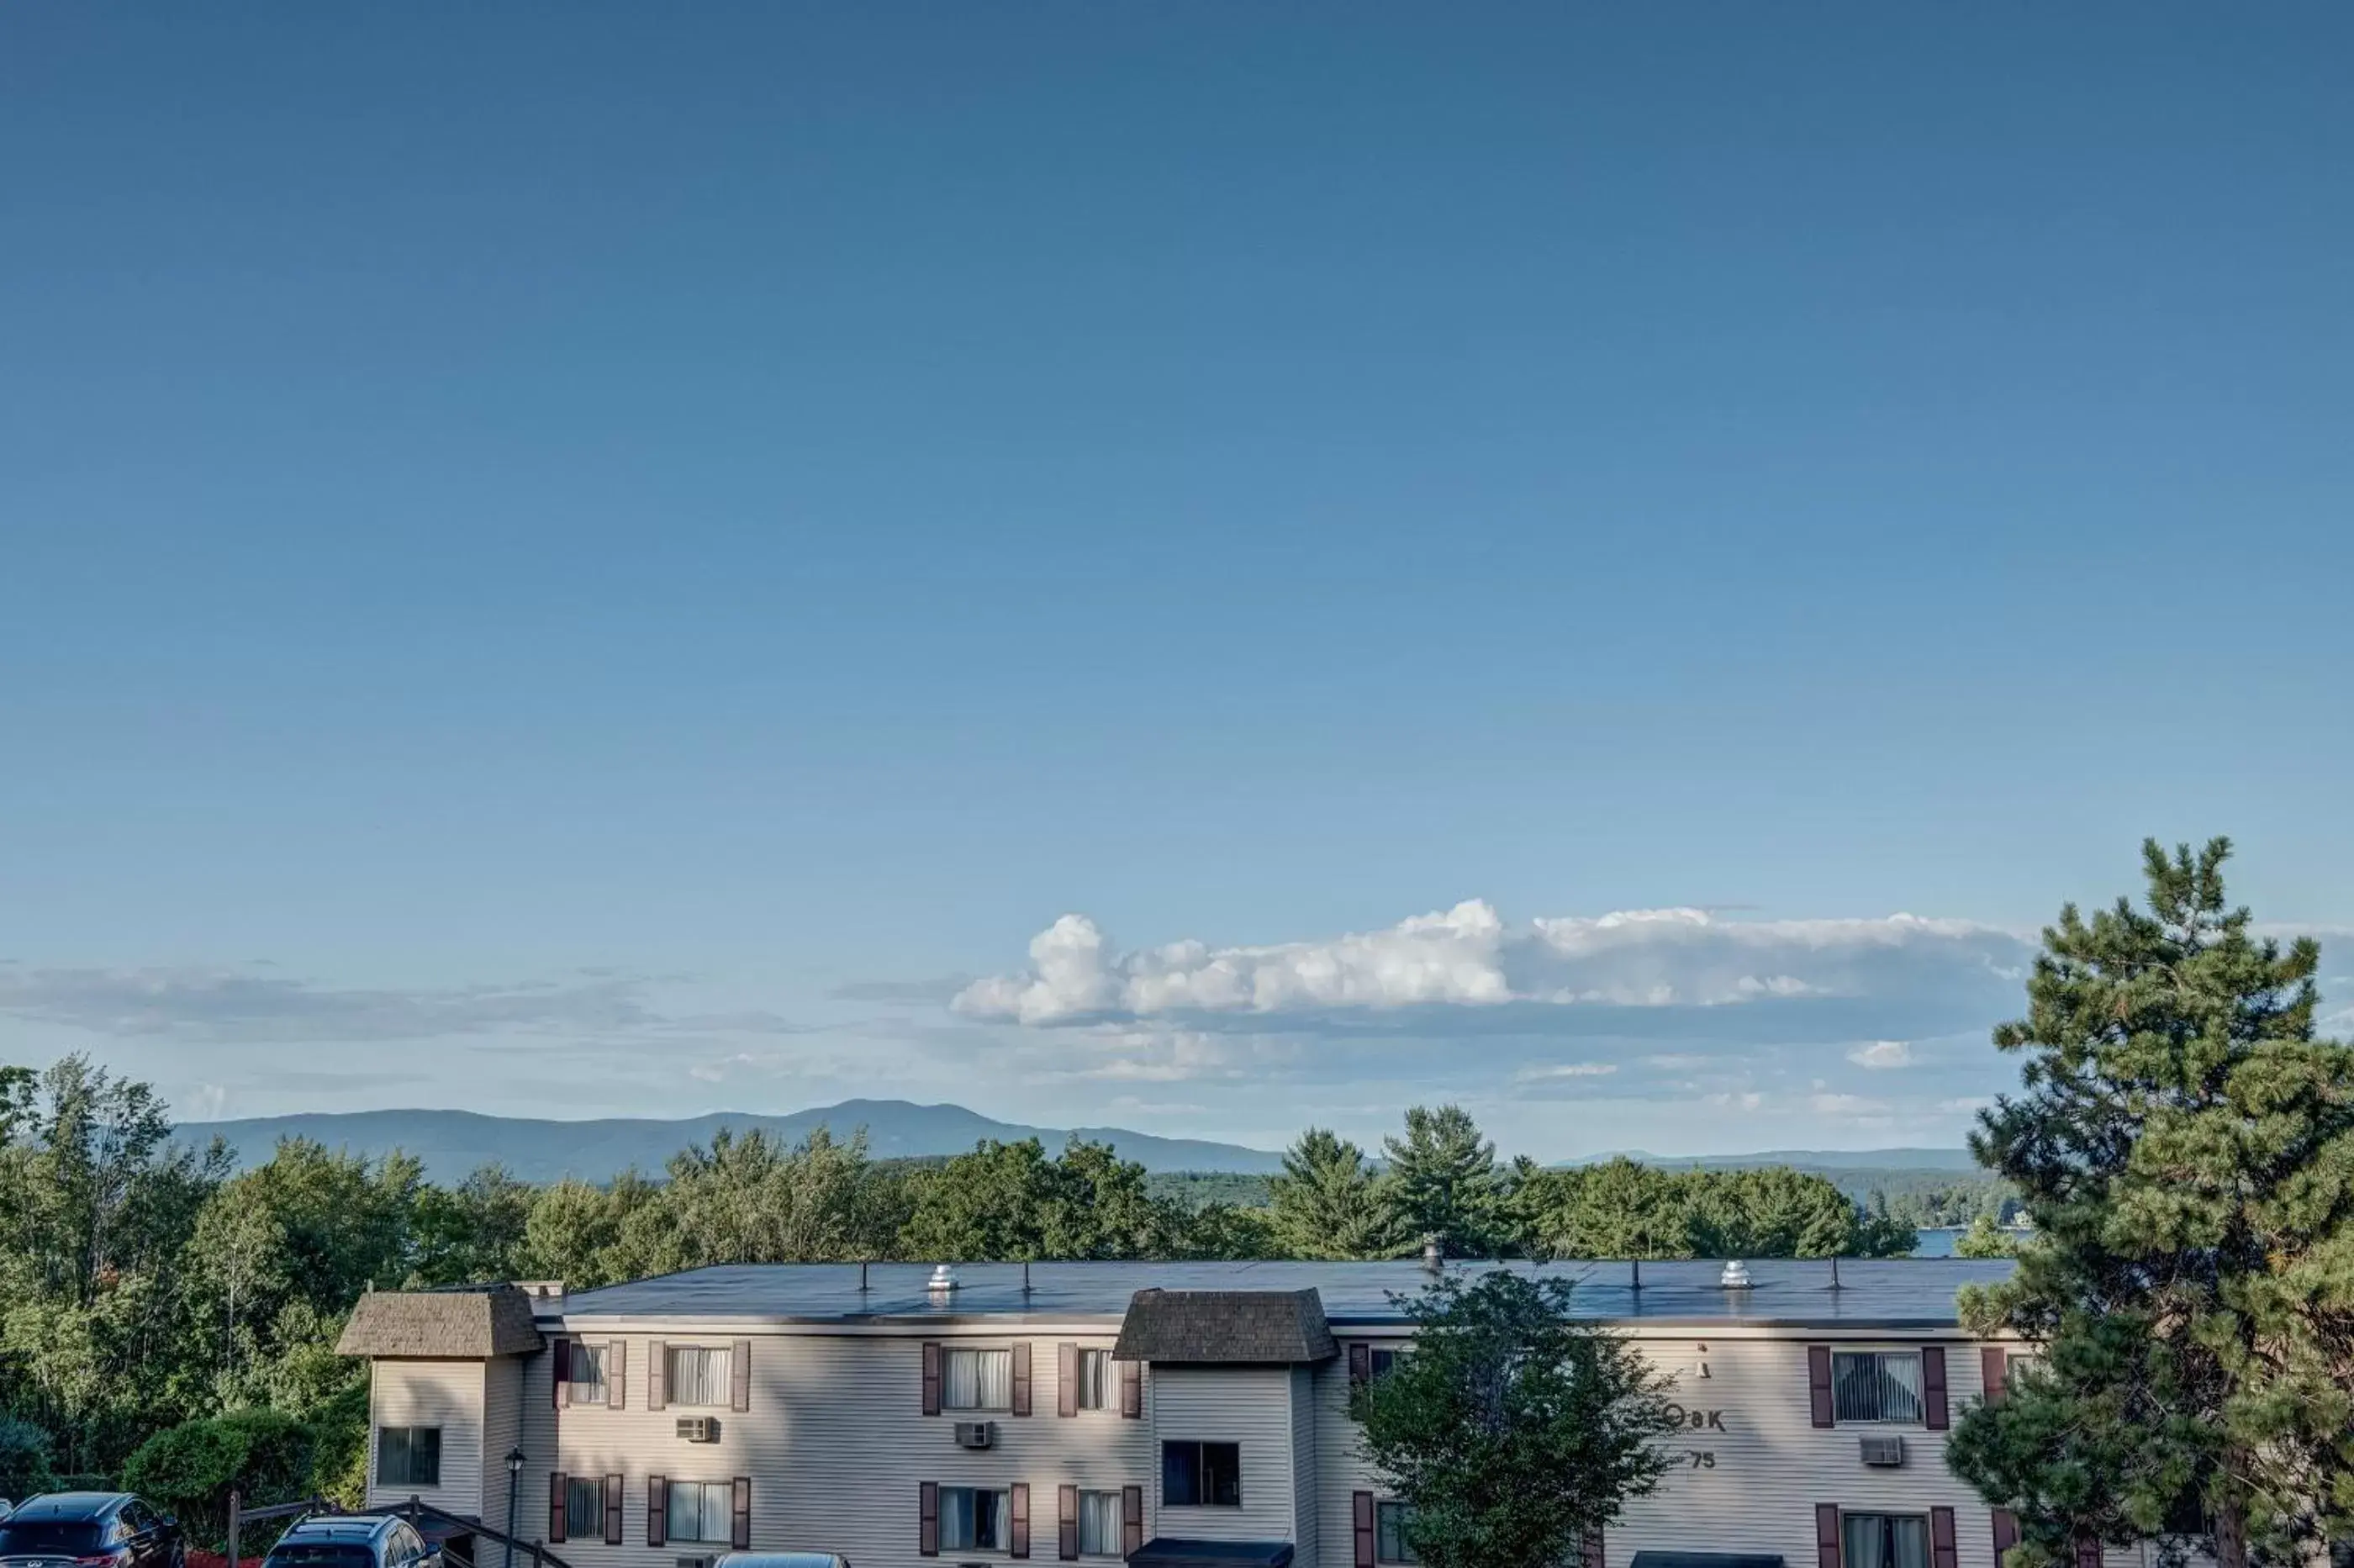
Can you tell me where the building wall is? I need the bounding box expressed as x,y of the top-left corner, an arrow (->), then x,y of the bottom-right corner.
1288,1365 -> 1318,1566
517,1326 -> 1155,1568
368,1359 -> 489,1518
1149,1368 -> 1294,1544
481,1355 -> 527,1535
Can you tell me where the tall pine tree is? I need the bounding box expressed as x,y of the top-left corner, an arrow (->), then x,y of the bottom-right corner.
1950,839 -> 2354,1568
1266,1128 -> 1414,1260
1385,1104 -> 1506,1258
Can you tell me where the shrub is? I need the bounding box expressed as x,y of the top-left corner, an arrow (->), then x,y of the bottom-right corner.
0,1415 -> 61,1503
121,1411 -> 314,1550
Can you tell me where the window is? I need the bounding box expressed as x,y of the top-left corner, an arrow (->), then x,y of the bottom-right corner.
667,1481 -> 735,1544
1375,1502 -> 1419,1565
1832,1351 -> 1924,1424
668,1344 -> 733,1408
937,1487 -> 1009,1553
375,1426 -> 442,1487
1369,1348 -> 1402,1381
1076,1492 -> 1123,1557
944,1348 -> 1013,1411
1162,1441 -> 1242,1507
565,1476 -> 605,1542
1074,1348 -> 1111,1411
1841,1514 -> 1930,1568
570,1343 -> 609,1403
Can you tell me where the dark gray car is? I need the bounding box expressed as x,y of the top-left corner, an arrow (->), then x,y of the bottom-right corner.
0,1493 -> 182,1568
262,1518 -> 439,1568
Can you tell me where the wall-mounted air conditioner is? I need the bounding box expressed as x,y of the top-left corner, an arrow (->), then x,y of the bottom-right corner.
954,1420 -> 995,1449
676,1416 -> 718,1442
1860,1435 -> 1907,1468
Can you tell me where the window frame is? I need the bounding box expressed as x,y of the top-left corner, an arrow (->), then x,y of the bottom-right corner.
1074,1347 -> 1111,1412
941,1346 -> 1016,1412
563,1476 -> 605,1543
665,1480 -> 736,1545
665,1343 -> 735,1410
1075,1491 -> 1124,1558
375,1425 -> 443,1488
1830,1349 -> 1927,1426
1839,1512 -> 1933,1568
935,1486 -> 1011,1554
1161,1440 -> 1243,1509
1375,1501 -> 1419,1565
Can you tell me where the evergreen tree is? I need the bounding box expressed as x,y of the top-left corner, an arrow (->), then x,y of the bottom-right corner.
1949,839 -> 2354,1568
1384,1105 -> 1506,1258
1265,1128 -> 1413,1260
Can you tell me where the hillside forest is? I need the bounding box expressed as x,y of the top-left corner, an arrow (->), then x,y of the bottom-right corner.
0,1055 -> 1934,1533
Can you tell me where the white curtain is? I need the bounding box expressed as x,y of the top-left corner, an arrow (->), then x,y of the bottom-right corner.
1079,1492 -> 1122,1556
1878,1354 -> 1924,1423
1077,1349 -> 1108,1411
668,1481 -> 730,1544
1888,1517 -> 1930,1568
947,1349 -> 1012,1410
1845,1515 -> 1930,1568
941,1489 -> 1005,1551
668,1345 -> 732,1407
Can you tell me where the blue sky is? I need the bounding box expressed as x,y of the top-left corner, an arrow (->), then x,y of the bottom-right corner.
3,5 -> 2350,1159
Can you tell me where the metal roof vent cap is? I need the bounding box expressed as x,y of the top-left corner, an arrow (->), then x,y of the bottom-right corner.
1718,1259 -> 1754,1289
928,1263 -> 960,1293
1421,1236 -> 1444,1273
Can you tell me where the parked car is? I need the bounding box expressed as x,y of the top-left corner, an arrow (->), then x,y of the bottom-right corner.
0,1493 -> 182,1568
261,1517 -> 439,1568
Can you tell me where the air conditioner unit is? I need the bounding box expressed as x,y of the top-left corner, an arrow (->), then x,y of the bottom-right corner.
676,1416 -> 718,1443
953,1420 -> 995,1449
1860,1435 -> 1907,1468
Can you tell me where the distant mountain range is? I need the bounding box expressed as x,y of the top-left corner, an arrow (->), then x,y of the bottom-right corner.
178,1101 -> 1289,1182
179,1100 -> 1977,1186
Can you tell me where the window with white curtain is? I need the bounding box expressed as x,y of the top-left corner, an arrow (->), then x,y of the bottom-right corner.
938,1487 -> 1009,1552
1075,1349 -> 1111,1411
666,1481 -> 734,1544
668,1344 -> 733,1408
1832,1350 -> 1924,1423
568,1344 -> 607,1403
1076,1491 -> 1122,1557
943,1348 -> 1012,1411
1842,1513 -> 1930,1568
564,1476 -> 604,1541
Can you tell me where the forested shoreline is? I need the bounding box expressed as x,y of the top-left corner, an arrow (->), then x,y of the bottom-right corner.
0,1056 -> 1927,1505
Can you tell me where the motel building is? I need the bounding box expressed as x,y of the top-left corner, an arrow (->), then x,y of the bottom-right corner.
335,1258 -> 2125,1568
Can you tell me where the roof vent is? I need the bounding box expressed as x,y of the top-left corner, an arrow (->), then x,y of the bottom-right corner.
1718,1259 -> 1754,1289
928,1263 -> 960,1293
1421,1236 -> 1444,1273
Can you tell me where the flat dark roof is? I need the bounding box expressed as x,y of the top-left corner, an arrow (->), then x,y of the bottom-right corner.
553,1258 -> 2014,1329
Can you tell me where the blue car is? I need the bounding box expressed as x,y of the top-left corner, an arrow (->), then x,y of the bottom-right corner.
262,1518 -> 439,1568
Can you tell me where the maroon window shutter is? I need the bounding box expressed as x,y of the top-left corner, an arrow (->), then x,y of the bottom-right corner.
922,1342 -> 942,1417
1012,1342 -> 1033,1417
1349,1343 -> 1371,1391
609,1341 -> 626,1411
548,1473 -> 568,1544
732,1477 -> 752,1550
604,1474 -> 624,1545
1815,1505 -> 1843,1568
1122,1486 -> 1143,1556
1011,1483 -> 1032,1559
1584,1526 -> 1605,1568
920,1483 -> 940,1557
1992,1513 -> 2019,1561
2076,1540 -> 2103,1568
552,1338 -> 572,1408
1923,1346 -> 1950,1430
1120,1357 -> 1143,1418
1808,1345 -> 1835,1428
1929,1508 -> 1957,1568
649,1339 -> 667,1411
1058,1344 -> 1080,1418
1352,1493 -> 1375,1568
732,1338 -> 752,1412
1981,1347 -> 2008,1406
647,1477 -> 667,1548
1058,1486 -> 1079,1561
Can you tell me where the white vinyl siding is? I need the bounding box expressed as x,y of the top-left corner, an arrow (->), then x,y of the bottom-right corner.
1154,1366 -> 1292,1541
667,1344 -> 733,1408
667,1481 -> 734,1544
367,1360 -> 487,1517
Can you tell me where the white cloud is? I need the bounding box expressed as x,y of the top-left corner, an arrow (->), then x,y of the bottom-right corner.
955,900 -> 2029,1025
1514,1061 -> 1619,1082
1846,1039 -> 1915,1069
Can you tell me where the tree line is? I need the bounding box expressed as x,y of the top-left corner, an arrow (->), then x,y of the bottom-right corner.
0,1055 -> 1912,1506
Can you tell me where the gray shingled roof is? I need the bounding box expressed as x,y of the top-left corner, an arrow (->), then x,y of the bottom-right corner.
1112,1287 -> 1338,1365
336,1285 -> 545,1359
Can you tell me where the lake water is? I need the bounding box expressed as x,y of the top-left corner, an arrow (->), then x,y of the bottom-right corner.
1912,1227 -> 1959,1257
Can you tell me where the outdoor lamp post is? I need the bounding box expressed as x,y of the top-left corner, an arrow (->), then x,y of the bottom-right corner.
504,1448 -> 527,1568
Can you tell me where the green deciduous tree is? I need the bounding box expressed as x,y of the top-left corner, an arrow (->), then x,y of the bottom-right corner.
899,1137 -> 1178,1260
1949,838 -> 2354,1568
1385,1106 -> 1506,1258
1353,1271 -> 1681,1568
1266,1129 -> 1413,1260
